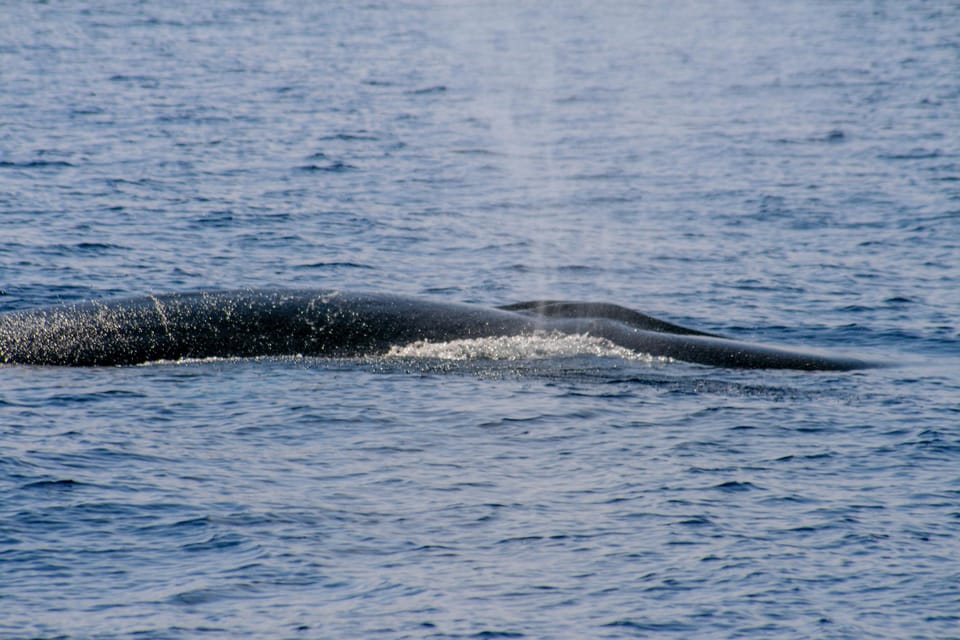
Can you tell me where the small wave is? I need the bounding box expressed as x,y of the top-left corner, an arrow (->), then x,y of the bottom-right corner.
298,161 -> 356,172
0,160 -> 74,169
407,85 -> 447,95
386,332 -> 660,362
294,261 -> 374,271
316,133 -> 378,142
136,355 -> 302,366
879,149 -> 942,160
21,478 -> 85,490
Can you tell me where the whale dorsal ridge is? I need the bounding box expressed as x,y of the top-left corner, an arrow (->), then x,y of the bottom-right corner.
497,300 -> 721,337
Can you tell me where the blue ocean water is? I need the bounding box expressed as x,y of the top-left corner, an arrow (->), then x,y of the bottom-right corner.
1,1 -> 959,638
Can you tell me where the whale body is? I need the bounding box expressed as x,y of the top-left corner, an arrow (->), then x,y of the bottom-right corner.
0,289 -> 875,370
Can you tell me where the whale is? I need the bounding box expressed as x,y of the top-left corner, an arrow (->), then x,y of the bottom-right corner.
0,289 -> 876,370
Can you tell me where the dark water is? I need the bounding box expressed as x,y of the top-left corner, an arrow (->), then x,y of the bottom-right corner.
2,2 -> 959,638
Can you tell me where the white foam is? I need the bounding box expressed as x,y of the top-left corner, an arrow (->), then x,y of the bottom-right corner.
386,332 -> 660,362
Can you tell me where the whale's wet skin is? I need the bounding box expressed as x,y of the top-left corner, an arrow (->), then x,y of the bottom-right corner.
0,289 -> 874,370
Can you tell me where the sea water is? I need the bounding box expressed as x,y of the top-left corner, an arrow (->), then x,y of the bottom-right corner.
1,2 -> 959,638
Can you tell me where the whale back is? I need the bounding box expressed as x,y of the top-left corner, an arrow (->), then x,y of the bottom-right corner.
0,291 -> 320,365
0,289 -> 876,370
499,300 -> 721,337
0,290 -> 536,366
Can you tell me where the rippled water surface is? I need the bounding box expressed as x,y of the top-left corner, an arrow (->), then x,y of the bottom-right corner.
2,2 -> 959,638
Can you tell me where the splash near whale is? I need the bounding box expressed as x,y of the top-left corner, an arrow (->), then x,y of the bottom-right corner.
0,289 -> 875,370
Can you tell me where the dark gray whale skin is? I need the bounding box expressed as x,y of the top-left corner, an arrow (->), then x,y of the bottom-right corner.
0,289 -> 875,370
